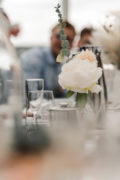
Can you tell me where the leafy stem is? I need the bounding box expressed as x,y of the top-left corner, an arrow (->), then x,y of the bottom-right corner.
55,3 -> 70,60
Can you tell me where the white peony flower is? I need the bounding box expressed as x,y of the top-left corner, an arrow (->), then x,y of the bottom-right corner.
74,50 -> 97,62
58,54 -> 102,94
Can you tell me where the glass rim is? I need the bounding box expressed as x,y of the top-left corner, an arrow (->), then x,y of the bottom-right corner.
49,107 -> 83,111
25,78 -> 44,81
80,45 -> 103,48
79,45 -> 103,52
28,90 -> 53,93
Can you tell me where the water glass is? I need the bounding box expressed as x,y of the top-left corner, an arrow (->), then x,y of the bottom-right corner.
25,78 -> 44,110
27,90 -> 43,123
26,90 -> 54,124
103,64 -> 116,102
25,78 -> 44,93
40,90 -> 55,121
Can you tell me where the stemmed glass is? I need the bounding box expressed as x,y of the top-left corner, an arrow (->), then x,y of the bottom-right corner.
40,90 -> 55,121
27,90 -> 54,124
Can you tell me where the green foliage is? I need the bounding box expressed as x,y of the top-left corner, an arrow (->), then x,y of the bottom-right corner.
60,29 -> 64,34
61,40 -> 69,48
76,93 -> 87,108
66,91 -> 74,98
55,3 -> 70,59
60,34 -> 67,40
67,91 -> 87,108
61,48 -> 70,57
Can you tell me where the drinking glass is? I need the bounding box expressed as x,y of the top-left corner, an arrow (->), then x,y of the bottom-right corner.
25,78 -> 44,98
80,46 -> 108,104
28,91 -> 43,123
27,90 -> 54,126
25,79 -> 44,116
40,90 -> 55,121
103,64 -> 116,102
25,79 -> 44,92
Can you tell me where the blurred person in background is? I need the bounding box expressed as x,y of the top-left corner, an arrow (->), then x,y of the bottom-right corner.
0,8 -> 20,38
21,21 -> 76,98
77,27 -> 92,49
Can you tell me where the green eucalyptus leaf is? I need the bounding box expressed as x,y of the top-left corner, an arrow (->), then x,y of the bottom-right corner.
61,23 -> 66,28
55,3 -> 70,59
76,93 -> 87,108
60,34 -> 66,40
57,4 -> 61,8
61,49 -> 70,57
61,49 -> 68,56
58,14 -> 62,18
65,51 -> 70,57
65,49 -> 70,55
64,40 -> 70,47
60,29 -> 64,34
66,91 -> 74,98
59,19 -> 62,23
61,49 -> 66,55
63,23 -> 66,27
56,9 -> 59,13
61,43 -> 67,48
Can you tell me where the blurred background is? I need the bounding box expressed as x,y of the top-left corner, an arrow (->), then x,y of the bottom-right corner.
0,1 -> 120,179
2,0 -> 120,51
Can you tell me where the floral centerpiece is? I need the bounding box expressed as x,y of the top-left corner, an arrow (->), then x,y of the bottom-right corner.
55,4 -> 102,108
92,12 -> 120,69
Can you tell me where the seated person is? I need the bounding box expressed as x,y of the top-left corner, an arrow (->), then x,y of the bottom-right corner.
77,27 -> 92,49
21,21 -> 76,98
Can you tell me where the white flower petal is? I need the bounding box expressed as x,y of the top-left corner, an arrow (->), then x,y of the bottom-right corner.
59,56 -> 102,93
91,85 -> 102,93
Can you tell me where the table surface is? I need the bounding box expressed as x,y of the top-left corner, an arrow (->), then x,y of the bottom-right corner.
1,70 -> 120,179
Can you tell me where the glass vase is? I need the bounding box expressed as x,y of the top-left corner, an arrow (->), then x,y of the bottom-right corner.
80,46 -> 108,105
49,92 -> 101,135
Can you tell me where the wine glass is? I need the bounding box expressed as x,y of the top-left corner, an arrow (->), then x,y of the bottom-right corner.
27,90 -> 54,124
40,90 -> 55,121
